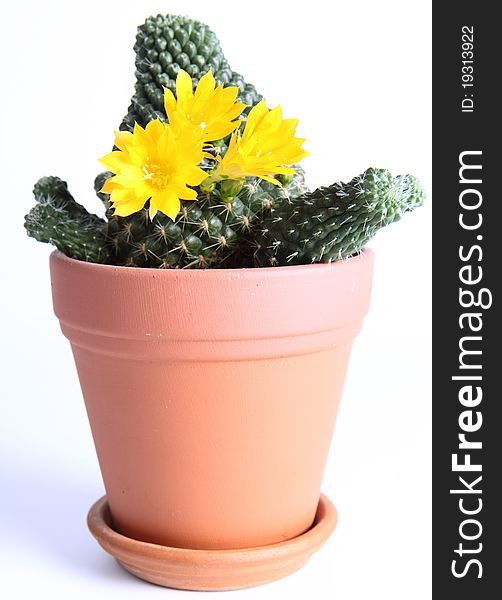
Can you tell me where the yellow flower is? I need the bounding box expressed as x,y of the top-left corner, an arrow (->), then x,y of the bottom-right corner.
213,99 -> 308,185
164,69 -> 246,142
99,120 -> 207,220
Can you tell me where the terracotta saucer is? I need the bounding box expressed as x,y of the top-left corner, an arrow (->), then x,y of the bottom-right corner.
87,494 -> 337,591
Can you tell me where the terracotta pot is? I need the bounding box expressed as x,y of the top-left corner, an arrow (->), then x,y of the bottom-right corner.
50,249 -> 373,570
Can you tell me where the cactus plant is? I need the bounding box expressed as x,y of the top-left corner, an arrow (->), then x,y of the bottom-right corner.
24,14 -> 424,269
94,168 -> 308,268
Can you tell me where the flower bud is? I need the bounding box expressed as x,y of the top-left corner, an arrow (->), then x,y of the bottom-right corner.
219,178 -> 245,202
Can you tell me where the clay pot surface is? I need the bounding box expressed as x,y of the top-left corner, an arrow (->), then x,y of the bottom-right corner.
50,250 -> 373,551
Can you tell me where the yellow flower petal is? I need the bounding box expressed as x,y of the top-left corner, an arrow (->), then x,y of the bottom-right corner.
110,165 -> 145,188
145,119 -> 165,142
156,125 -> 176,160
170,179 -> 198,200
280,118 -> 300,138
176,69 -> 194,104
220,85 -> 239,104
100,177 -> 117,194
180,164 -> 208,187
163,87 -> 176,118
257,174 -> 281,185
99,150 -> 133,173
114,130 -> 134,152
194,69 -> 215,100
225,104 -> 246,121
151,189 -> 181,221
243,100 -> 268,138
110,189 -> 148,215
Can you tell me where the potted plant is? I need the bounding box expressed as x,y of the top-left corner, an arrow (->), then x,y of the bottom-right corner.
24,14 -> 424,591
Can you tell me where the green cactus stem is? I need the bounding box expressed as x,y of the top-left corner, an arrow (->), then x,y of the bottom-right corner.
121,14 -> 261,131
24,177 -> 108,263
253,168 -> 425,266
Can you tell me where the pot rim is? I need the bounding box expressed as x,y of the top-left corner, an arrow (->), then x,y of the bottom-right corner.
50,247 -> 373,276
50,246 -> 375,360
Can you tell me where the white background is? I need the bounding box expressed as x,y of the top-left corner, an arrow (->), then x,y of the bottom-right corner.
0,1 -> 431,598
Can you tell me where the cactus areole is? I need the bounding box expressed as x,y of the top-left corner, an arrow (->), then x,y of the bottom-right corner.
26,13 -> 424,592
